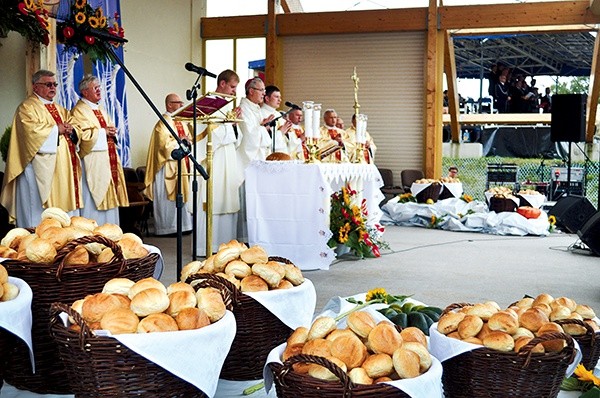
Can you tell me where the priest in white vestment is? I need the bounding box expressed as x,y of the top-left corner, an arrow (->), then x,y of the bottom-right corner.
195,69 -> 244,255
318,109 -> 349,163
71,75 -> 129,225
143,94 -> 193,235
286,108 -> 308,161
1,70 -> 82,227
344,113 -> 377,164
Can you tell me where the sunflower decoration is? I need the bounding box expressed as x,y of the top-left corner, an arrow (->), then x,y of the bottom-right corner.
0,0 -> 50,46
398,192 -> 417,203
56,0 -> 125,62
328,182 -> 386,258
548,214 -> 557,233
561,363 -> 600,397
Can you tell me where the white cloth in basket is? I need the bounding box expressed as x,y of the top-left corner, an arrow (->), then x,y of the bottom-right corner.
0,277 -> 34,371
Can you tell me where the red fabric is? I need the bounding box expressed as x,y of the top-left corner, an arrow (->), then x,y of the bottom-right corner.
92,109 -> 120,191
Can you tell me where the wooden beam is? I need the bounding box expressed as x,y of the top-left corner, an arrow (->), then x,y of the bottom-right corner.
442,113 -> 551,124
451,24 -> 597,36
587,28 -> 600,143
424,0 -> 443,180
440,1 -> 600,30
591,0 -> 600,15
444,31 -> 461,143
201,15 -> 265,39
265,0 -> 278,86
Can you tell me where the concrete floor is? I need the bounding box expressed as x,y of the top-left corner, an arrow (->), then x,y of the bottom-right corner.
2,225 -> 598,397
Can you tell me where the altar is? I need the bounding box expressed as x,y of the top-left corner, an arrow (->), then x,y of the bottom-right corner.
245,161 -> 384,270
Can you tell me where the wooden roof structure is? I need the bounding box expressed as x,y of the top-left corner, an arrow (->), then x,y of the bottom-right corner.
200,0 -> 600,178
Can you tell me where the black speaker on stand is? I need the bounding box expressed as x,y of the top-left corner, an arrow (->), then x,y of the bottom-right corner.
550,93 -> 587,198
578,212 -> 600,255
548,195 -> 596,234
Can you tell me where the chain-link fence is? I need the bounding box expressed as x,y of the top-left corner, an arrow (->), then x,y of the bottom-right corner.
442,157 -> 599,205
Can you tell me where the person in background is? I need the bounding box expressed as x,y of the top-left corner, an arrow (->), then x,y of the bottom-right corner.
143,93 -> 193,235
335,117 -> 345,130
260,85 -> 292,154
344,113 -> 377,163
286,107 -> 307,161
318,108 -> 348,163
238,77 -> 274,168
195,69 -> 244,255
540,87 -> 552,113
1,69 -> 82,227
447,166 -> 459,179
71,74 -> 129,225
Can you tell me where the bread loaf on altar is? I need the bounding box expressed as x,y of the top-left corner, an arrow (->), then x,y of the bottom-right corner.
266,152 -> 292,161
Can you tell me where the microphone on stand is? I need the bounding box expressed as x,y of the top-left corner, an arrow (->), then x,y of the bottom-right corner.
285,101 -> 302,110
184,63 -> 217,78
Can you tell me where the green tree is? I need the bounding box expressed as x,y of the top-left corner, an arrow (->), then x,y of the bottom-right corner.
554,76 -> 589,94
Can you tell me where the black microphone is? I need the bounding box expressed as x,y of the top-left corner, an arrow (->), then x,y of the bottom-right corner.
87,27 -> 128,44
285,101 -> 301,110
184,63 -> 216,78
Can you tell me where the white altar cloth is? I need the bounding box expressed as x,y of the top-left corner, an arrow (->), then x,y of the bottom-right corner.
245,160 -> 384,270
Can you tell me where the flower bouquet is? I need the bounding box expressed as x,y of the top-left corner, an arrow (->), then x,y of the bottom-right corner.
0,0 -> 50,46
328,183 -> 386,258
56,0 -> 124,62
561,364 -> 600,397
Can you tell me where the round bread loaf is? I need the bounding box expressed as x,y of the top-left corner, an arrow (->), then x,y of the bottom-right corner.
575,304 -> 596,320
266,152 -> 292,161
301,338 -> 332,358
551,297 -> 577,312
537,322 -> 566,352
82,293 -> 127,323
330,334 -> 368,370
347,311 -> 377,338
97,248 -> 115,263
128,277 -> 167,299
519,307 -> 549,332
166,290 -> 197,316
532,293 -> 554,307
392,348 -> 421,379
307,356 -> 347,381
0,246 -> 18,259
488,310 -> 519,334
549,305 -> 572,322
100,307 -> 140,334
240,245 -> 268,264
63,245 -> 90,265
402,341 -> 432,372
585,319 -> 600,332
213,246 -> 243,272
533,303 -> 552,317
137,313 -> 179,333
130,288 -> 170,317
225,260 -> 252,278
240,275 -> 268,292
196,287 -> 226,322
283,263 -> 304,286
308,316 -> 337,340
367,323 -> 403,356
326,328 -> 356,342
25,237 -> 57,263
276,279 -> 294,290
69,216 -> 98,232
466,302 -> 498,321
1,227 -> 31,248
0,264 -> 8,284
458,314 -> 484,339
400,327 -> 427,346
348,367 -> 373,385
175,307 -> 211,330
362,353 -> 393,378
166,282 -> 195,295
514,297 -> 534,309
180,260 -> 203,283
41,207 -> 71,227
512,327 -> 535,340
39,226 -> 70,249
462,336 -> 483,345
1,282 -> 19,301
252,262 -> 283,288
287,326 -> 309,345
94,223 -> 123,241
514,336 -> 545,354
118,236 -> 148,259
482,331 -> 514,352
437,311 -> 466,335
282,342 -> 305,362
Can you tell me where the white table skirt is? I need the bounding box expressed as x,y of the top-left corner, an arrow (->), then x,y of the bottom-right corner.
245,160 -> 384,270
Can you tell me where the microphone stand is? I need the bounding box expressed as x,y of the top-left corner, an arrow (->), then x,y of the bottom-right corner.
266,110 -> 292,153
186,76 -> 202,260
101,40 -> 208,280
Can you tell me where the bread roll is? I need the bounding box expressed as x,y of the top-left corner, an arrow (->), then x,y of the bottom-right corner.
488,311 -> 519,334
202,255 -> 216,273
175,307 -> 211,330
330,334 -> 368,369
216,272 -> 241,289
97,247 -> 115,263
466,302 -> 498,321
94,223 -> 123,241
402,341 -> 432,372
63,245 -> 90,265
561,315 -> 587,336
85,241 -> 107,257
519,307 -> 549,333
128,277 -> 166,299
347,311 -> 377,338
0,246 -> 17,259
166,282 -> 195,296
532,293 -> 554,307
82,293 -> 127,323
137,313 -> 179,333
287,326 -> 309,345
575,304 -> 596,320
1,282 -> 19,301
240,275 -> 268,292
307,356 -> 347,381
437,311 -> 466,335
458,315 -> 484,339
512,327 -> 535,340
0,264 -> 7,284
240,245 -> 268,264
482,331 -> 514,352
166,290 -> 197,316
302,338 -> 332,358
252,262 -> 283,288
276,279 -> 294,290
118,236 -> 149,259
514,336 -> 545,354
282,343 -> 305,362
308,316 -> 337,340
39,226 -> 71,249
41,207 -> 71,227
180,260 -> 204,283
532,303 -> 552,317
100,308 -> 139,334
462,336 -> 483,345
514,297 -> 534,309
225,260 -> 252,278
392,348 -> 421,379
35,218 -> 62,238
69,216 -> 98,232
362,353 -> 393,378
537,321 -> 564,335
551,297 -> 577,312
400,327 -> 427,347
266,152 -> 292,161
196,287 -> 226,322
213,246 -> 242,272
100,278 -> 134,296
348,367 -> 374,385
367,323 -> 403,355
549,305 -> 572,322
130,288 -> 170,317
25,237 -> 57,263
585,319 -> 600,332
283,263 -> 304,286
325,328 -> 356,342
1,227 -> 31,248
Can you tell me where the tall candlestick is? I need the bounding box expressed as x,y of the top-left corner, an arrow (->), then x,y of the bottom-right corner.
312,103 -> 321,140
302,101 -> 313,139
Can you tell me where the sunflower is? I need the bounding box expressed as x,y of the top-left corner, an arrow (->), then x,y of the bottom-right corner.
88,16 -> 100,28
95,6 -> 104,17
548,215 -> 556,226
338,223 -> 351,243
574,364 -> 600,386
366,288 -> 387,302
98,16 -> 107,28
75,0 -> 86,9
24,0 -> 35,10
75,11 -> 86,24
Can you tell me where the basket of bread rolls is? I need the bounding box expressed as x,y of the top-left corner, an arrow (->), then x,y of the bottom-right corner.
0,208 -> 159,394
183,240 -> 310,381
430,301 -> 577,398
413,179 -> 442,204
510,293 -> 600,370
266,311 -> 442,398
48,276 -> 234,397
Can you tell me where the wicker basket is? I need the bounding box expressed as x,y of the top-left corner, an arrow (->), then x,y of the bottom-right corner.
438,186 -> 455,200
186,261 -> 295,381
415,183 -> 442,203
489,196 -> 517,213
268,354 -> 410,398
48,276 -> 232,397
0,327 -> 16,391
556,318 -> 600,369
2,235 -> 159,394
437,304 -> 576,398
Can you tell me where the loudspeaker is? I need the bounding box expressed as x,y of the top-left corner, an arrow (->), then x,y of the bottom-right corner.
578,212 -> 600,255
551,94 -> 586,143
548,195 -> 596,234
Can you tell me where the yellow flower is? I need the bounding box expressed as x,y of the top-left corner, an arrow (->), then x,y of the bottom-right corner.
88,16 -> 99,28
99,16 -> 107,28
548,215 -> 556,226
366,288 -> 387,302
338,223 -> 351,243
574,364 -> 600,386
75,11 -> 86,24
351,205 -> 361,219
75,0 -> 86,9
431,215 -> 437,224
24,0 -> 35,10
95,6 -> 104,17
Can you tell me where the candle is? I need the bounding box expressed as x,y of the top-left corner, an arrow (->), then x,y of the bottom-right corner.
302,101 -> 313,139
312,103 -> 321,139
